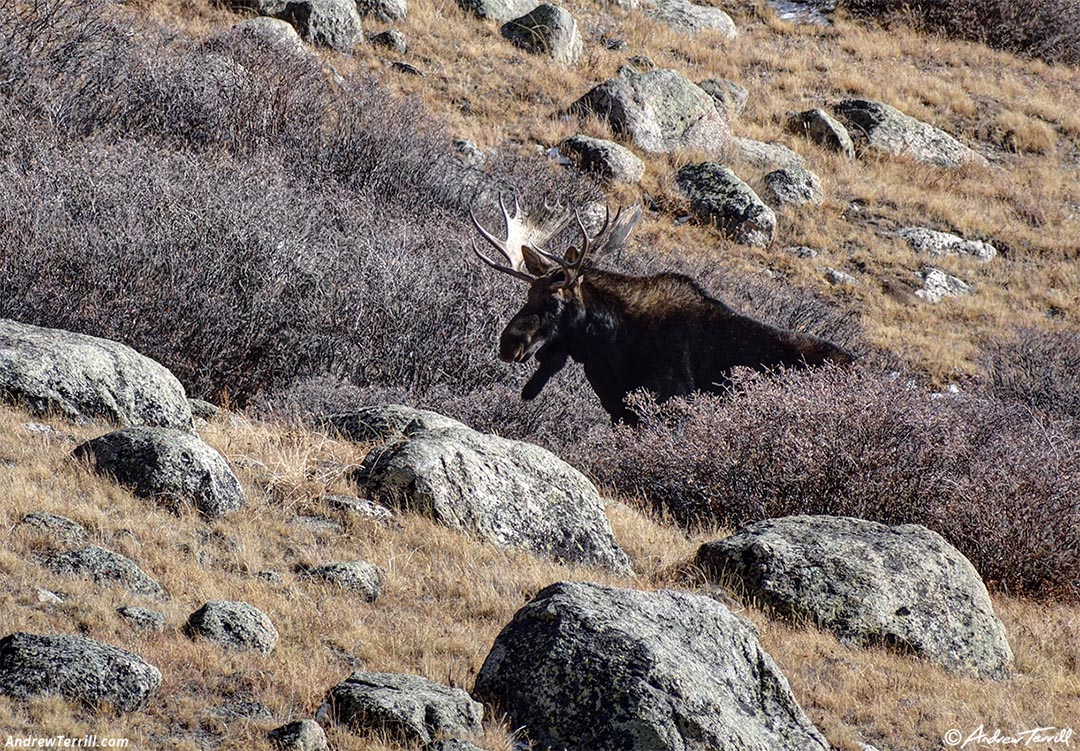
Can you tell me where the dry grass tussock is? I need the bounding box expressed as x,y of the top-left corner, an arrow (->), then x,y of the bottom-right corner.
0,404 -> 1078,749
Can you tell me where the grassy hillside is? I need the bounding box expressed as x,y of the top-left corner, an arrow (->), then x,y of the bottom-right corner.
1,403 -> 1078,749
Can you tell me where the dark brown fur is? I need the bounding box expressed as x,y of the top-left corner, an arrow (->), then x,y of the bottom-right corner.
501,267 -> 855,423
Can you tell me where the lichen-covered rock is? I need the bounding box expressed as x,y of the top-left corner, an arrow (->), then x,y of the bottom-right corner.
0,319 -> 192,431
501,4 -> 582,65
47,545 -> 164,598
473,581 -> 829,751
319,671 -> 483,744
186,601 -> 279,655
733,137 -> 805,170
0,632 -> 161,711
74,427 -> 245,518
915,266 -> 973,303
835,99 -> 987,168
697,77 -> 748,117
558,135 -> 644,184
269,719 -> 329,751
765,166 -> 824,206
357,0 -> 406,21
648,0 -> 737,38
19,512 -> 87,544
117,606 -> 166,633
216,17 -> 311,58
301,561 -> 382,601
569,67 -> 730,156
323,494 -> 394,522
696,515 -> 1013,678
786,108 -> 855,158
676,162 -> 776,247
275,0 -> 363,51
370,29 -> 407,53
328,405 -> 462,443
458,0 -> 536,21
897,227 -> 997,261
354,407 -> 631,573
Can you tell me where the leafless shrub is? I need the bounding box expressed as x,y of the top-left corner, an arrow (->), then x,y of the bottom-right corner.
842,0 -> 1080,66
577,367 -> 1080,600
979,327 -> 1080,422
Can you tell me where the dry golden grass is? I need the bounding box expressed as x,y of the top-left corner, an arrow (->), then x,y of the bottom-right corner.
1,403 -> 1078,749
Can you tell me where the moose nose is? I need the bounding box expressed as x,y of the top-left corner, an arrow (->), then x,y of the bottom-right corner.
499,335 -> 523,363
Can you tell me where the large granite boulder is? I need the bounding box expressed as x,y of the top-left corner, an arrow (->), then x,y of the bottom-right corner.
569,67 -> 730,156
352,407 -> 630,573
786,108 -> 855,158
0,319 -> 192,430
764,166 -> 824,207
458,0 -> 537,21
835,99 -> 987,168
696,515 -> 1013,679
676,162 -> 776,247
274,0 -> 364,51
473,581 -> 829,751
0,632 -> 161,711
74,427 -> 245,518
501,4 -> 583,65
185,600 -> 279,655
648,0 -> 737,38
318,671 -> 483,744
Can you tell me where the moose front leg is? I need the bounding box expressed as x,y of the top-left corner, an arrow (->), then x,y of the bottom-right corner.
521,344 -> 569,400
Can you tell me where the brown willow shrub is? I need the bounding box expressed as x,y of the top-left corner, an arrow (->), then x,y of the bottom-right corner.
841,0 -> 1080,66
578,366 -> 1080,600
979,326 -> 1080,422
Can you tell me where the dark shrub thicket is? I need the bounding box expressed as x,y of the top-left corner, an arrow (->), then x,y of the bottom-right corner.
980,327 -> 1080,422
577,367 -> 1080,600
842,0 -> 1080,66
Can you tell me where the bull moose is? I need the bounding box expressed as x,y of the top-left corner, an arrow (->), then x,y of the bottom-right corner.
470,199 -> 855,423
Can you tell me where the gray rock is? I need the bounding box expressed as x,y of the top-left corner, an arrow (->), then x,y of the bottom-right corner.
354,407 -> 631,573
623,54 -> 656,72
786,108 -> 855,158
501,4 -> 583,65
319,671 -> 483,744
214,699 -> 274,720
473,581 -> 829,751
19,512 -> 87,543
391,61 -> 425,76
676,162 -> 777,247
302,561 -> 382,601
370,29 -> 407,53
74,427 -> 245,518
36,588 -> 64,605
569,67 -> 730,156
0,319 -> 192,431
47,545 -> 164,598
186,601 -> 279,655
323,494 -> 394,522
0,632 -> 161,711
697,77 -> 748,117
426,741 -> 485,751
784,245 -> 819,258
765,166 -> 824,206
732,137 -> 805,170
897,227 -> 997,261
558,135 -> 644,185
915,267 -> 973,303
648,0 -> 737,37
275,0 -> 364,52
696,515 -> 1013,678
218,17 -> 311,58
117,606 -> 166,633
835,99 -> 987,168
824,267 -> 857,286
458,0 -> 537,21
357,0 -> 406,21
269,719 -> 329,751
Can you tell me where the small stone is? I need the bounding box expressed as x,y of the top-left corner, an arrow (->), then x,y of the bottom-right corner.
915,267 -> 973,303
19,512 -> 87,543
391,61 -> 425,76
186,601 -> 279,655
370,29 -> 407,54
188,399 -> 220,420
117,606 -> 166,633
765,166 -> 824,206
697,78 -> 749,118
786,108 -> 855,158
35,588 -> 64,605
825,268 -> 857,286
323,494 -> 394,522
269,719 -> 329,751
732,137 -> 805,170
301,561 -> 382,602
558,135 -> 644,185
784,245 -> 819,258
897,227 -> 997,261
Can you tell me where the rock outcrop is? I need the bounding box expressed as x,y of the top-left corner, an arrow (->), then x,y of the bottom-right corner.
696,515 -> 1013,678
352,406 -> 631,573
74,427 -> 245,518
473,581 -> 829,751
0,319 -> 192,431
0,632 -> 161,711
569,67 -> 730,156
319,671 -> 484,744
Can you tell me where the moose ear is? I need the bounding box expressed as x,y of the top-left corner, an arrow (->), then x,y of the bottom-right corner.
521,245 -> 557,276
